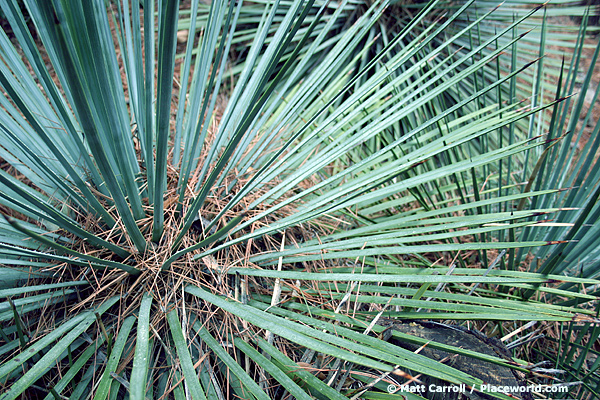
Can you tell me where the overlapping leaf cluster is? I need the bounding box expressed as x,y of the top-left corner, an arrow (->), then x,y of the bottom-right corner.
0,0 -> 599,398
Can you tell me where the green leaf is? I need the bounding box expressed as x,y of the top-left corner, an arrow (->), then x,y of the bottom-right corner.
130,292 -> 153,400
166,309 -> 208,400
152,0 -> 180,242
95,315 -> 136,400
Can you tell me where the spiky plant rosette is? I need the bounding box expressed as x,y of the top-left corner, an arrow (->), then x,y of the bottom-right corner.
1,0 -> 599,399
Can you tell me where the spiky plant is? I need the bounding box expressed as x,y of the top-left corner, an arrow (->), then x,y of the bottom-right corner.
0,0 -> 599,399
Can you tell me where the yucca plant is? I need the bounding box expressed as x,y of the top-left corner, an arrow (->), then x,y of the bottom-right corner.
1,0 -> 599,399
